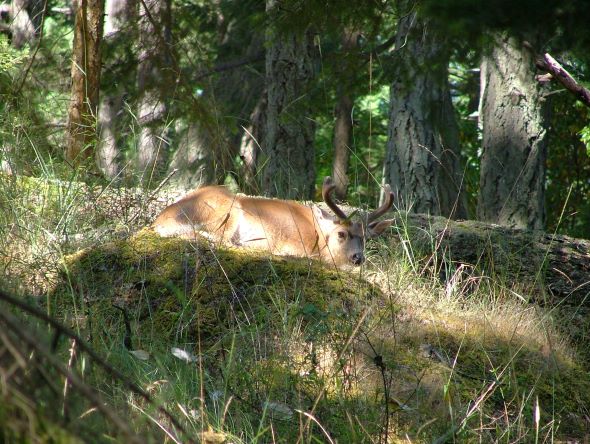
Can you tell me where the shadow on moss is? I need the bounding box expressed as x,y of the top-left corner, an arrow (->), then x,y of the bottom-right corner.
55,228 -> 379,343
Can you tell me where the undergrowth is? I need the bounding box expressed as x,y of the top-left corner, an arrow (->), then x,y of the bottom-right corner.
1,173 -> 590,443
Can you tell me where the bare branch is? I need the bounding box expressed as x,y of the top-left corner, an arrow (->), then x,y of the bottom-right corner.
537,52 -> 590,108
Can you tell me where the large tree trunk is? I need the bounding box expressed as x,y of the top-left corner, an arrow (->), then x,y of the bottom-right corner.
96,0 -> 135,179
135,0 -> 172,185
261,0 -> 316,200
477,35 -> 548,230
65,0 -> 104,163
382,4 -> 467,219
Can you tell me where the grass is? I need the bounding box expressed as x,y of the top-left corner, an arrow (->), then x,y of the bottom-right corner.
1,172 -> 590,443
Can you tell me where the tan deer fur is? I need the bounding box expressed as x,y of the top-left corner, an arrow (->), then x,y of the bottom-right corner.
152,177 -> 394,267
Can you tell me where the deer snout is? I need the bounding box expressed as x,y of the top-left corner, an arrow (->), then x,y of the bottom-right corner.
351,252 -> 365,265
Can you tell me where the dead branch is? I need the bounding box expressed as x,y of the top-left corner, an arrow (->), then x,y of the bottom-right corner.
536,52 -> 590,108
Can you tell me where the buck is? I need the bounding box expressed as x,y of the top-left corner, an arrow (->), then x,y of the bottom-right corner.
152,177 -> 394,266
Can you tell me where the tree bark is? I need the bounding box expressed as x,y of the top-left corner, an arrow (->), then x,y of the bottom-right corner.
97,94 -> 123,178
261,0 -> 316,200
135,0 -> 173,185
382,4 -> 467,219
96,0 -> 135,179
332,93 -> 353,200
165,120 -> 215,191
65,0 -> 104,163
477,35 -> 548,230
239,92 -> 266,194
331,29 -> 359,200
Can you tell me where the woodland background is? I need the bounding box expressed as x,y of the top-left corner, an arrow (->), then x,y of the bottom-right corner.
1,0 -> 590,443
1,0 -> 589,236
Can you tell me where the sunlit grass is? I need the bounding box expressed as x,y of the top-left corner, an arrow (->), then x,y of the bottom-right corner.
1,171 -> 589,443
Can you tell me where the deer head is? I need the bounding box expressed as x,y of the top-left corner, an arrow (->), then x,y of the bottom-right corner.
314,177 -> 394,265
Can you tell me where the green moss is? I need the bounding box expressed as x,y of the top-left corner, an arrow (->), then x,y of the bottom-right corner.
46,227 -> 590,441
55,229 -> 377,343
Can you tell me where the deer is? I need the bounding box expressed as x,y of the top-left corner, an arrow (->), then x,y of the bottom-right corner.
152,177 -> 394,267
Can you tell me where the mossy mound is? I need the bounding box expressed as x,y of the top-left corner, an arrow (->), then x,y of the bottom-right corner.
40,228 -> 590,441
55,228 -> 379,344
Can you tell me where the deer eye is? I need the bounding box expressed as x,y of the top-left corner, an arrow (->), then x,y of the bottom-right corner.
337,231 -> 348,240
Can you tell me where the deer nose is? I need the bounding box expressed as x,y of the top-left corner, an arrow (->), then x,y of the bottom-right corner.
351,253 -> 365,265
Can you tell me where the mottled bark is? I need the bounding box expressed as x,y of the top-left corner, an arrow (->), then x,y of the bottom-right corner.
97,94 -> 123,178
66,0 -> 104,163
96,0 -> 135,179
477,35 -> 548,230
261,0 -> 316,200
382,6 -> 467,219
166,121 -> 215,191
136,0 -> 172,185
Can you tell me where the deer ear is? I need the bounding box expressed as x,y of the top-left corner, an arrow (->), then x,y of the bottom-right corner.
313,205 -> 336,222
367,219 -> 393,238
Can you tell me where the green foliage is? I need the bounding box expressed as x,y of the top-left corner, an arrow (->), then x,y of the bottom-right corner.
0,35 -> 29,72
546,94 -> 590,239
2,174 -> 590,441
419,0 -> 590,57
314,85 -> 390,205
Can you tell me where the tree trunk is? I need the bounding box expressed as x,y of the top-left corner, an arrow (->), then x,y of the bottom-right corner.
261,0 -> 316,200
166,120 -> 215,191
382,4 -> 467,219
66,0 -> 104,163
331,29 -> 358,200
96,0 -> 135,179
239,92 -> 266,194
477,35 -> 548,230
97,94 -> 123,178
332,93 -> 353,200
135,0 -> 172,185
9,0 -> 35,48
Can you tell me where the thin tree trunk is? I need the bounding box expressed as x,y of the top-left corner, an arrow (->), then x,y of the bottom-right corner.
239,92 -> 266,194
66,0 -> 104,163
97,94 -> 123,178
135,0 -> 172,185
382,3 -> 467,219
96,0 -> 134,179
332,93 -> 353,200
331,29 -> 358,200
261,0 -> 316,200
477,35 -> 548,230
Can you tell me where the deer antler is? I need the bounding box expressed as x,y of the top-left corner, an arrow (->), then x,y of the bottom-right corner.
322,176 -> 348,222
367,184 -> 393,223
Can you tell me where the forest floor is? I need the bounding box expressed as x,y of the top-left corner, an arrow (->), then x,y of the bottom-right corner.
1,174 -> 589,443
